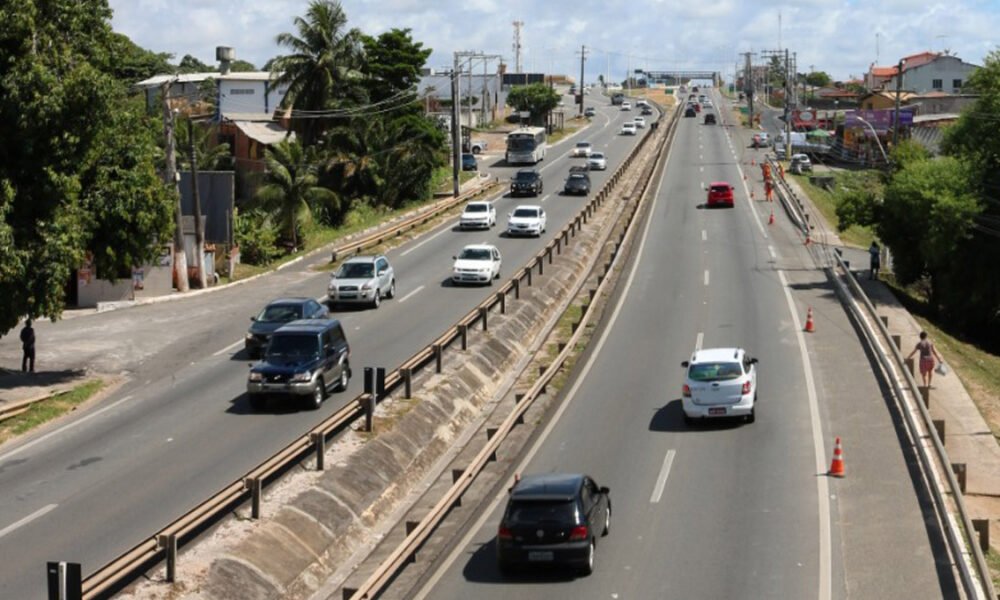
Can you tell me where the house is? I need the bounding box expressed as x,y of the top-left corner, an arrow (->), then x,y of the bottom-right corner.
905,91 -> 978,116
858,90 -> 916,110
867,51 -> 979,94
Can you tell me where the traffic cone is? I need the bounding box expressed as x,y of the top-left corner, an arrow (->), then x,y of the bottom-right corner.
804,230 -> 812,246
804,307 -> 815,333
768,211 -> 775,225
751,158 -> 756,167
828,437 -> 845,477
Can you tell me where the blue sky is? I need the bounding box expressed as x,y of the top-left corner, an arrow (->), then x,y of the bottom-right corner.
109,0 -> 1000,82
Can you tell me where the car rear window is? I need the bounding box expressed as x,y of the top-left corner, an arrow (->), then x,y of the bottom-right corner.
507,500 -> 578,525
258,304 -> 303,322
710,185 -> 731,194
689,362 -> 744,381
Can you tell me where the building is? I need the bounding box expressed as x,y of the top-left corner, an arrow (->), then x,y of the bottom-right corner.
858,90 -> 916,110
906,92 -> 978,116
866,51 -> 979,94
418,71 -> 507,128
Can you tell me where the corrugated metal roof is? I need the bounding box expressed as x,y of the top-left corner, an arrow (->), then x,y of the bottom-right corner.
232,121 -> 294,145
134,71 -> 282,89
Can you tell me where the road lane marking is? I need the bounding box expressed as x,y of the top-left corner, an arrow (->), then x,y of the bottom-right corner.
769,245 -> 777,259
777,269 -> 832,600
212,339 -> 243,356
702,230 -> 707,242
540,193 -> 551,203
704,270 -> 710,286
400,221 -> 455,257
695,332 -> 704,351
0,396 -> 133,463
415,107 -> 679,600
650,450 -> 676,503
0,504 -> 58,539
398,285 -> 425,303
699,166 -> 704,173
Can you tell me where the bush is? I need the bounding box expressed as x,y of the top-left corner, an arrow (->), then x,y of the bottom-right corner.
234,208 -> 282,265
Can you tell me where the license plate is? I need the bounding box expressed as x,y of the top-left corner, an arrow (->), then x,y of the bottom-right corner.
708,407 -> 726,415
528,551 -> 554,562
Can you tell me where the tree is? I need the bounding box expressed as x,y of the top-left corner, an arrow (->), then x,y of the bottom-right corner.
506,83 -> 560,126
230,59 -> 257,72
178,54 -> 212,73
361,28 -> 431,106
255,139 -> 336,250
176,119 -> 232,170
106,32 -> 173,83
271,0 -> 366,146
804,71 -> 832,88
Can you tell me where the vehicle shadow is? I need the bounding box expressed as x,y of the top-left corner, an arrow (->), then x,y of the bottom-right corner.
461,538 -> 578,584
229,347 -> 257,362
650,399 -> 745,432
226,392 -> 302,415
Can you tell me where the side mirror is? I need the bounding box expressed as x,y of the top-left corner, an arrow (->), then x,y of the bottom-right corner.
599,486 -> 610,495
681,361 -> 689,368
377,269 -> 386,276
250,316 -> 256,321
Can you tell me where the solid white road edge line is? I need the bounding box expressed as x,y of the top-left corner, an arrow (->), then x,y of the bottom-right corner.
398,285 -> 425,303
0,396 -> 133,463
650,449 -> 677,503
735,155 -> 768,238
414,115 -> 676,600
777,268 -> 832,600
0,504 -> 58,539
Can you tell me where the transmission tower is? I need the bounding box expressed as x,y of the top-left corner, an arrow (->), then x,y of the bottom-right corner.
512,20 -> 524,73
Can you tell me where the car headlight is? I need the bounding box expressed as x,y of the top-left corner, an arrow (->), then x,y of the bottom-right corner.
248,372 -> 263,382
361,282 -> 374,290
291,372 -> 312,382
245,333 -> 255,341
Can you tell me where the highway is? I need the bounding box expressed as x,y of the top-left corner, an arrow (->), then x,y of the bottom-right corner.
410,88 -> 958,599
0,91 -> 652,599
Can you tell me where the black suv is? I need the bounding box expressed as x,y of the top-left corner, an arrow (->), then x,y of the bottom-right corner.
564,171 -> 591,195
685,106 -> 697,118
246,319 -> 350,411
510,169 -> 543,197
496,473 -> 611,575
704,113 -> 717,125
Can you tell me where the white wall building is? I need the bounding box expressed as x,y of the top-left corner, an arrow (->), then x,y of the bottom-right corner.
885,53 -> 979,94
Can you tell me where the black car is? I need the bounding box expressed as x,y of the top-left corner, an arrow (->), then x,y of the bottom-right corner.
246,319 -> 350,410
685,107 -> 697,118
704,113 -> 716,125
497,473 -> 610,575
462,153 -> 478,171
641,106 -> 653,116
564,172 -> 591,195
510,169 -> 543,197
245,297 -> 329,358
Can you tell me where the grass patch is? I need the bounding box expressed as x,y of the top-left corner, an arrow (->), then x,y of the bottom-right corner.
0,379 -> 105,444
789,172 -> 876,248
433,167 -> 477,194
548,119 -> 586,145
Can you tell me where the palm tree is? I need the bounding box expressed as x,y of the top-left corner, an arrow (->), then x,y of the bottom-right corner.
255,138 -> 336,250
271,0 -> 365,146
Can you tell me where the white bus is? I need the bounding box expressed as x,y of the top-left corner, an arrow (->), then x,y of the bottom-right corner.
505,127 -> 547,164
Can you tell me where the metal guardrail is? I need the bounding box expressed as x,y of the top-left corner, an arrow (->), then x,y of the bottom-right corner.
767,164 -> 994,599
78,106 -> 669,599
346,101 -> 682,599
831,253 -> 994,600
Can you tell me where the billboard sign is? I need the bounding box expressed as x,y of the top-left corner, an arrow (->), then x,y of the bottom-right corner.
844,109 -> 914,131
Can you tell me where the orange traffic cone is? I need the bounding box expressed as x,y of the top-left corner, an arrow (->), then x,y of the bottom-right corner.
828,437 -> 845,477
768,211 -> 775,225
804,230 -> 812,246
804,307 -> 815,333
751,158 -> 756,167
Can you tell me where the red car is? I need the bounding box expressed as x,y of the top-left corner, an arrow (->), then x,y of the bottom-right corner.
707,181 -> 735,207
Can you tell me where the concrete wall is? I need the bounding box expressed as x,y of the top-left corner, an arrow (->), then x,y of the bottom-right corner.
898,56 -> 978,94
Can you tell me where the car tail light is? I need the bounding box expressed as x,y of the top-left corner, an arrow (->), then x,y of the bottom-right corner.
682,384 -> 691,397
741,380 -> 751,395
568,525 -> 589,541
498,526 -> 513,540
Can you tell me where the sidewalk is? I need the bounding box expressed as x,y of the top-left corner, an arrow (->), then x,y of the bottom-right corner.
0,367 -> 89,408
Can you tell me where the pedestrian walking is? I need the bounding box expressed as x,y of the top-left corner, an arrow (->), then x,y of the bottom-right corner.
869,241 -> 881,280
20,319 -> 35,373
906,331 -> 943,388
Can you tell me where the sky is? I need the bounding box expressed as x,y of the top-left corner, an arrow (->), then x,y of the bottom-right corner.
108,0 -> 1000,83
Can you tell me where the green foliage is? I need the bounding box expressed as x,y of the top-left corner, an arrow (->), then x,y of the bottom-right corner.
176,119 -> 232,171
230,59 -> 257,72
506,83 -> 560,126
177,54 -> 211,73
255,139 -> 337,249
361,28 -> 431,106
889,139 -> 931,171
105,32 -> 173,83
234,208 -> 281,265
834,170 -> 886,231
804,71 -> 832,88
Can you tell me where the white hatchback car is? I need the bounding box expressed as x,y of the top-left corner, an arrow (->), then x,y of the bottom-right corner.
620,122 -> 637,135
587,152 -> 608,170
681,347 -> 758,424
459,201 -> 496,230
452,244 -> 502,285
571,141 -> 593,158
633,116 -> 646,128
506,205 -> 547,237
621,101 -> 632,111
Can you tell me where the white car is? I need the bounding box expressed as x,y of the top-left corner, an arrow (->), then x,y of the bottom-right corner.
681,347 -> 758,424
633,116 -> 646,128
452,244 -> 502,285
587,152 -> 607,170
621,101 -> 632,111
620,122 -> 637,135
459,201 -> 496,230
506,205 -> 547,237
571,141 -> 593,158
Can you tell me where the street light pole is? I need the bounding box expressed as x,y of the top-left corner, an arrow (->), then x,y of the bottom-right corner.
856,116 -> 889,165
892,58 -> 905,149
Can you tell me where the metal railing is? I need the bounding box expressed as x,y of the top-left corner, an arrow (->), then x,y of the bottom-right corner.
78,104 -> 670,599
346,101 -> 681,599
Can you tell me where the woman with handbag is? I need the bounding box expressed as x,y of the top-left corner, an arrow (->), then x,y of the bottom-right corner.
906,331 -> 944,388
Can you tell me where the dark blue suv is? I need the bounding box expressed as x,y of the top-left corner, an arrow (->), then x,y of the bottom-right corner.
246,319 -> 350,410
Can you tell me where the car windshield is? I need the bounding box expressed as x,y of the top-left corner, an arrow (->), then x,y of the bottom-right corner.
512,208 -> 538,218
464,204 -> 488,213
507,500 -> 578,525
266,334 -> 320,358
507,136 -> 536,151
576,143 -> 590,148
336,262 -> 374,279
458,248 -> 491,260
257,304 -> 303,323
515,171 -> 537,182
689,362 -> 743,382
569,174 -> 587,181
590,153 -> 604,159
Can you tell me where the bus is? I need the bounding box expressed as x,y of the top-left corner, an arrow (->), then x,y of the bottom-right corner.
505,127 -> 547,164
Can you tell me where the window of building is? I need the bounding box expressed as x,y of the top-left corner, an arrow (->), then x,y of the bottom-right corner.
231,88 -> 256,95
953,79 -> 962,90
932,79 -> 943,90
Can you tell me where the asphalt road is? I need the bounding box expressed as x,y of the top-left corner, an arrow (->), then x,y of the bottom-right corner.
0,91 -> 654,599
412,89 -> 954,599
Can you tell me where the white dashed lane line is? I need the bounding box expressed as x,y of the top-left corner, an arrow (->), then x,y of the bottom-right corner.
704,270 -> 710,286
398,285 -> 425,303
650,449 -> 677,503
0,504 -> 58,539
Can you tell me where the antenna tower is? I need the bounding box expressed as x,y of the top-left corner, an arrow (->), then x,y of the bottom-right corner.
512,20 -> 524,73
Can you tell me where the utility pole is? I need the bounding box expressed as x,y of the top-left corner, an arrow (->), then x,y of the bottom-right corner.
577,45 -> 587,117
892,58 -> 904,150
744,52 -> 754,128
451,55 -> 461,197
482,58 -> 488,126
785,48 -> 793,159
187,119 -> 207,288
160,78 -> 189,293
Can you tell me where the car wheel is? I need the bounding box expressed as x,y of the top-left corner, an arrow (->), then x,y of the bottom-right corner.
580,539 -> 595,576
387,280 -> 396,299
249,395 -> 265,411
372,290 -> 381,309
602,505 -> 611,536
336,363 -> 350,392
306,380 -> 324,410
746,405 -> 756,424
